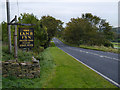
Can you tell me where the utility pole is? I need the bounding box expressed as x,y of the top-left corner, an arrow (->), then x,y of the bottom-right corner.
6,0 -> 12,53
14,15 -> 17,59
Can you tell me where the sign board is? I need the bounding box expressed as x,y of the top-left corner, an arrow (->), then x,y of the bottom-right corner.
19,28 -> 34,48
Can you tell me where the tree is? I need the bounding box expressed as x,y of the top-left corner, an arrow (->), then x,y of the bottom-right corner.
82,13 -> 114,41
64,17 -> 98,45
82,13 -> 100,26
63,13 -> 113,47
18,13 -> 48,51
41,15 -> 63,48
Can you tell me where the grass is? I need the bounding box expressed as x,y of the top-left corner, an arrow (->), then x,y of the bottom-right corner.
58,38 -> 119,54
112,42 -> 120,49
2,43 -> 117,88
43,47 -> 117,88
79,45 -> 119,53
0,41 -> 1,89
2,45 -> 33,62
2,46 -> 56,88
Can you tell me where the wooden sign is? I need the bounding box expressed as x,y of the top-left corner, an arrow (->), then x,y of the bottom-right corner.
19,28 -> 34,48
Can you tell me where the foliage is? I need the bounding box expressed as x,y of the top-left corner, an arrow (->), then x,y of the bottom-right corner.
63,13 -> 114,47
59,38 -> 118,53
2,47 -> 56,88
2,44 -> 33,62
49,42 -> 56,47
18,13 -> 47,51
1,22 -> 8,42
41,15 -> 63,48
1,21 -> 16,45
1,13 -> 63,50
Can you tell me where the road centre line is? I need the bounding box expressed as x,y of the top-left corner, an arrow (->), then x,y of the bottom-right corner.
66,47 -> 119,61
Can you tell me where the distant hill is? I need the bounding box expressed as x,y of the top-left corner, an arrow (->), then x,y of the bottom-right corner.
112,27 -> 120,34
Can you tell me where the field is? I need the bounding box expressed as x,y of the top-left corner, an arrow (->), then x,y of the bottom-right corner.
112,42 -> 120,49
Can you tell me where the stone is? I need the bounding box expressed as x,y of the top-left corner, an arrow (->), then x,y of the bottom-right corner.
8,60 -> 17,63
3,62 -> 9,65
20,63 -> 26,66
3,74 -> 8,77
26,74 -> 34,79
32,56 -> 39,63
2,58 -> 40,79
11,63 -> 19,67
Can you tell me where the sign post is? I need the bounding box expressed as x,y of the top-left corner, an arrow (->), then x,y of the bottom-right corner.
19,28 -> 34,48
8,16 -> 35,59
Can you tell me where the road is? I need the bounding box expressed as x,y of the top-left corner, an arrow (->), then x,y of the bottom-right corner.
53,38 -> 120,87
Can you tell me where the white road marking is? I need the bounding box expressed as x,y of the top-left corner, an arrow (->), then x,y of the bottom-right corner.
66,47 -> 119,61
57,47 -> 120,87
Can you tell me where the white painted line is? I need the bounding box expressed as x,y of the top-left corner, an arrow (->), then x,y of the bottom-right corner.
57,47 -> 120,87
67,48 -> 119,61
100,55 -> 104,57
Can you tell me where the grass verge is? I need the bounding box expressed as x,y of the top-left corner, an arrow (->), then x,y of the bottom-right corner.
44,47 -> 117,88
2,44 -> 117,88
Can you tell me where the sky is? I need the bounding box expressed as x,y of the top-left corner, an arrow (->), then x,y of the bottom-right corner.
0,0 -> 119,27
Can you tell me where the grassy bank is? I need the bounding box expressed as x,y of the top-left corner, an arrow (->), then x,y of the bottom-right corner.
2,44 -> 117,88
2,44 -> 56,88
58,38 -> 119,54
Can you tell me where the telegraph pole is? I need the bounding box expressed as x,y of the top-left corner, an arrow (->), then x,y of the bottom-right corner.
6,0 -> 12,53
14,15 -> 17,59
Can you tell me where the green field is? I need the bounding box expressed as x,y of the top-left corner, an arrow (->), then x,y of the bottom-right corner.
112,42 -> 120,49
2,46 -> 117,88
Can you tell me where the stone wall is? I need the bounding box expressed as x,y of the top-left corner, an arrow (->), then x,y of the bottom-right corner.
2,57 -> 40,79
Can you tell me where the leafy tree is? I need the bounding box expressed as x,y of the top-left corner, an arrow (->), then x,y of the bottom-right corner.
63,13 -> 113,47
82,13 -> 114,41
41,15 -> 63,48
99,21 -> 113,40
82,13 -> 100,26
64,18 -> 97,45
18,13 -> 48,51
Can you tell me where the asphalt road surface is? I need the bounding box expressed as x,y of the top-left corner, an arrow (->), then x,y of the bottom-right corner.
53,38 -> 120,87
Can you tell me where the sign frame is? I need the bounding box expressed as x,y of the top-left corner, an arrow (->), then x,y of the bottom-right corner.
18,28 -> 34,48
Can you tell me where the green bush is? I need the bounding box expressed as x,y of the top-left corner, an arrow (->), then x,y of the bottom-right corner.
2,44 -> 33,62
103,40 -> 114,48
32,46 -> 44,55
49,42 -> 55,47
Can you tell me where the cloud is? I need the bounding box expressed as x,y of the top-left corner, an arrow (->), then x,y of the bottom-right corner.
2,0 -> 119,2
118,1 -> 120,27
1,1 -> 118,27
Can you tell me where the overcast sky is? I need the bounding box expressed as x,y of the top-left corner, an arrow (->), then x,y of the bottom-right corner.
0,0 -> 119,27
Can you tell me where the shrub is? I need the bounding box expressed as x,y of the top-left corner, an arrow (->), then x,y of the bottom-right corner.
49,42 -> 55,47
103,40 -> 114,48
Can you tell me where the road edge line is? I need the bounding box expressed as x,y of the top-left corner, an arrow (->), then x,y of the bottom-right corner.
57,47 -> 120,88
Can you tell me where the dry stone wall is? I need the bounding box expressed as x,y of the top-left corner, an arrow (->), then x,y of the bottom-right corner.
2,57 -> 40,78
